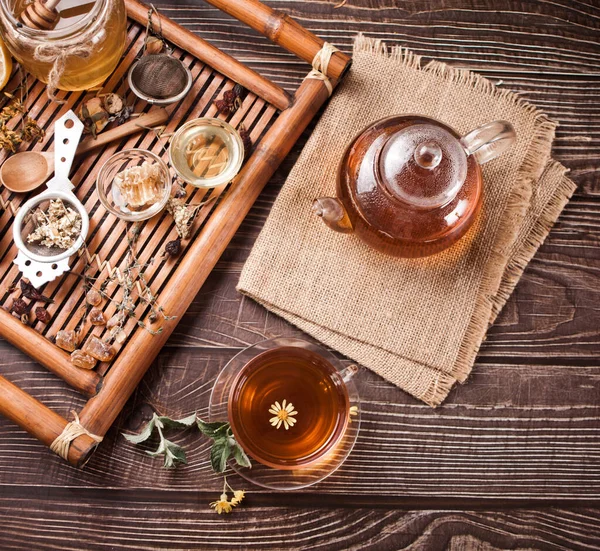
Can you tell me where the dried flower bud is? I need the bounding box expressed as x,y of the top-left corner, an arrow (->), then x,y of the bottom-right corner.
214,99 -> 231,116
164,237 -> 181,257
239,124 -> 252,159
78,97 -> 110,137
35,307 -> 51,324
144,35 -> 164,55
223,89 -> 236,103
11,298 -> 29,316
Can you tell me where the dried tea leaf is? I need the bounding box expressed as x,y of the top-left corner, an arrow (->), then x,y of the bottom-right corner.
11,298 -> 29,316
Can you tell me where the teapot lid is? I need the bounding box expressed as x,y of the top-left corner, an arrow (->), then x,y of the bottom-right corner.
377,124 -> 467,210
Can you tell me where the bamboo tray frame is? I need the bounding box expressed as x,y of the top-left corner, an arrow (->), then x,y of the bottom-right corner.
0,0 -> 350,466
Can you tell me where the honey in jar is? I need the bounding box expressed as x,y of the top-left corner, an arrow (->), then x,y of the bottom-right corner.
0,0 -> 127,91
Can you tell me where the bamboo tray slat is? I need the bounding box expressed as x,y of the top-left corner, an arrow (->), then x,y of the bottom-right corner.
0,0 -> 350,466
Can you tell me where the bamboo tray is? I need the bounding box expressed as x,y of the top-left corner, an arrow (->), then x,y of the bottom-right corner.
0,0 -> 350,466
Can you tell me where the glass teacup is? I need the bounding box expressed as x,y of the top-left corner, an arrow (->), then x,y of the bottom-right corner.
209,337 -> 360,490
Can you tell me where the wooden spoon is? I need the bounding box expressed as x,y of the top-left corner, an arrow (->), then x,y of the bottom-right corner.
0,109 -> 169,193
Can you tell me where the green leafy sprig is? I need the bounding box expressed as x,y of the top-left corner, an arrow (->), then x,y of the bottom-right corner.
197,420 -> 251,473
123,413 -> 251,472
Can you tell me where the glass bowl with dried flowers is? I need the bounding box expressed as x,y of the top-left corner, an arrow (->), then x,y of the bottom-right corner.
209,337 -> 361,490
96,149 -> 171,221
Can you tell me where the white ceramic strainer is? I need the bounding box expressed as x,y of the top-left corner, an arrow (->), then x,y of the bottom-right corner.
13,111 -> 89,288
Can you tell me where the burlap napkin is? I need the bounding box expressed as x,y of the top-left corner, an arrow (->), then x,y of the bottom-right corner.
238,35 -> 576,407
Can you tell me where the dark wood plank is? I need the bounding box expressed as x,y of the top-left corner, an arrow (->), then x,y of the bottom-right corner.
0,489 -> 599,550
0,0 -> 599,548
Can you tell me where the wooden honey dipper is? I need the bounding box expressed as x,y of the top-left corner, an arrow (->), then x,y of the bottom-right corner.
19,0 -> 61,30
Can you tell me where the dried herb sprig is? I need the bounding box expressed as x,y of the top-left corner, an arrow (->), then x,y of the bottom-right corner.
0,92 -> 45,153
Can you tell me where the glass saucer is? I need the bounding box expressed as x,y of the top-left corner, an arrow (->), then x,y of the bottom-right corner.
208,337 -> 361,491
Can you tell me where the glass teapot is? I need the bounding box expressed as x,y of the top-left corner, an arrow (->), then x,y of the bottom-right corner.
313,115 -> 516,258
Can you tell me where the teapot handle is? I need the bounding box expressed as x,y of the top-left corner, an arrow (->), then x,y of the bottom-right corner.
460,120 -> 516,165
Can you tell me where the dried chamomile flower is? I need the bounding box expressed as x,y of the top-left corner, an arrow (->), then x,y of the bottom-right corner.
26,199 -> 82,250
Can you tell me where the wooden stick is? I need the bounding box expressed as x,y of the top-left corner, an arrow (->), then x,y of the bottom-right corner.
203,0 -> 351,80
0,375 -> 99,467
77,108 -> 169,155
124,0 -> 291,112
0,309 -> 102,397
76,75 -> 336,453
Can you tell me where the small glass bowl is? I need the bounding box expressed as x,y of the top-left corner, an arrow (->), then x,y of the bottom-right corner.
169,118 -> 244,188
96,149 -> 171,222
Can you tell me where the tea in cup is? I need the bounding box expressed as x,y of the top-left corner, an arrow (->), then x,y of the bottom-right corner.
228,344 -> 354,470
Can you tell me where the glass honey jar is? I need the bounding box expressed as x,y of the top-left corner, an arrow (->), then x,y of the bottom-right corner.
0,0 -> 127,91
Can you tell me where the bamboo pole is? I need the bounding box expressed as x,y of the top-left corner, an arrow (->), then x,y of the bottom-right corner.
124,0 -> 291,112
203,0 -> 351,80
0,309 -> 102,397
75,75 -> 336,460
0,375 -> 99,467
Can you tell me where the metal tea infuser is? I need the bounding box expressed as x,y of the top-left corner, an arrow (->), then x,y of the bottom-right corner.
13,111 -> 89,288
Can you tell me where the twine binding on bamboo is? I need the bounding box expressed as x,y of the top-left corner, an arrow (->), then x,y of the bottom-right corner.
305,42 -> 339,96
34,44 -> 91,102
50,411 -> 102,460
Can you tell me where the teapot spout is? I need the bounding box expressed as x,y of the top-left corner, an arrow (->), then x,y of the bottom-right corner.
313,197 -> 354,233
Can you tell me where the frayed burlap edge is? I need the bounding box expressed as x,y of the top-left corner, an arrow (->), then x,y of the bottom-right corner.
490,162 -> 577,321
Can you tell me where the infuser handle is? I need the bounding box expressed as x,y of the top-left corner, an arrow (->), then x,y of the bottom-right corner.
460,120 -> 516,165
49,110 -> 84,192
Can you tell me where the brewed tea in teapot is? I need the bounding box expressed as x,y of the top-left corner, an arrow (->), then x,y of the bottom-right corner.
314,115 -> 515,257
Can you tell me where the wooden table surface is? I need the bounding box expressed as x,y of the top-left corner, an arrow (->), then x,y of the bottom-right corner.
1,1 -> 599,549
